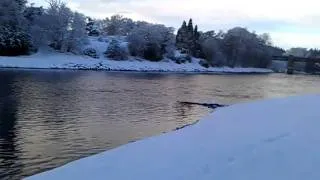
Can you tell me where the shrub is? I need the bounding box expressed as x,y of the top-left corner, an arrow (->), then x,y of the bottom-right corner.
83,48 -> 99,59
0,26 -> 33,56
104,39 -> 128,60
199,60 -> 210,68
171,53 -> 192,64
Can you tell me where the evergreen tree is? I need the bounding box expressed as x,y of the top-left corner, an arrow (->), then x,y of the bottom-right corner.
194,25 -> 200,40
176,21 -> 186,41
193,25 -> 203,58
182,21 -> 187,29
176,20 -> 188,51
86,17 -> 94,33
176,19 -> 203,57
187,19 -> 193,32
186,19 -> 194,52
86,17 -> 100,36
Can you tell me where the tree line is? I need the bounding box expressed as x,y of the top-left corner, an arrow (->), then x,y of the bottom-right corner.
0,0 -> 296,68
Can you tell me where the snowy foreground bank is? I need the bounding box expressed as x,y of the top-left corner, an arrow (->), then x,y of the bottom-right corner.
27,95 -> 320,180
0,51 -> 273,73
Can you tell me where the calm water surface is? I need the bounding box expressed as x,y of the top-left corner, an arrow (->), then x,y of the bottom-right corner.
0,69 -> 319,179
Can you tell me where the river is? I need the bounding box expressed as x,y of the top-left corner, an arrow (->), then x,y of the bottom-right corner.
0,69 -> 319,179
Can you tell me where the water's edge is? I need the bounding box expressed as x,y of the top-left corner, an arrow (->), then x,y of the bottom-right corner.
0,66 -> 274,74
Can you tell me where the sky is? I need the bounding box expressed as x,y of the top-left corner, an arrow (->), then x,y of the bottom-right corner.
30,0 -> 320,49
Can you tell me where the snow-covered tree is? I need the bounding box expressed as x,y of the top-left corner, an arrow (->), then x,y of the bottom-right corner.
200,30 -> 216,40
306,48 -> 320,58
222,27 -> 272,67
24,5 -> 43,24
0,0 -> 33,55
103,15 -> 135,36
201,37 -> 226,66
62,12 -> 87,53
176,19 -> 202,57
0,26 -> 32,56
86,17 -> 100,36
104,39 -> 128,60
38,0 -> 73,51
35,0 -> 87,53
259,33 -> 272,46
127,23 -> 175,61
0,0 -> 26,27
24,5 -> 45,49
176,20 -> 189,52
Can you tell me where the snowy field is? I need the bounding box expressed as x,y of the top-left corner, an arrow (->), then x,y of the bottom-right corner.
27,95 -> 320,180
0,37 -> 273,73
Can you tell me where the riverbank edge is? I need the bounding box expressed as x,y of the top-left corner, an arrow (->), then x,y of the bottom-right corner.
0,66 -> 274,74
26,95 -> 320,180
0,52 -> 274,74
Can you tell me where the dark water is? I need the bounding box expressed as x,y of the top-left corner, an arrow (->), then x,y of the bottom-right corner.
0,69 -> 319,179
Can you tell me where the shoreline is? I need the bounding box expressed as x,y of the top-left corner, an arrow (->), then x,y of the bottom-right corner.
27,95 -> 320,180
0,51 -> 273,74
0,66 -> 274,74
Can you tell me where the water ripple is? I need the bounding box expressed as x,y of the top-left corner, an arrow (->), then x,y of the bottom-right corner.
0,70 -> 320,179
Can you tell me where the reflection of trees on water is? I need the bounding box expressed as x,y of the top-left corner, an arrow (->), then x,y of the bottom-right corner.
0,73 -> 22,180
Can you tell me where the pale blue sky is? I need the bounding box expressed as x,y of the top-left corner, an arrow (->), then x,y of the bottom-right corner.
30,0 -> 320,49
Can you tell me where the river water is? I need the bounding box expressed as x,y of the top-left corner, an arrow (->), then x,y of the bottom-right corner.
0,69 -> 319,179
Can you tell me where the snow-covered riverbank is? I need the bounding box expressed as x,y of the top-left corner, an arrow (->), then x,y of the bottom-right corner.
27,95 -> 320,180
0,51 -> 273,73
0,36 -> 273,73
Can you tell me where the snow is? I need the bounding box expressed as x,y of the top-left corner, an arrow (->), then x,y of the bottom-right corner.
0,51 -> 272,73
0,36 -> 273,73
27,95 -> 320,180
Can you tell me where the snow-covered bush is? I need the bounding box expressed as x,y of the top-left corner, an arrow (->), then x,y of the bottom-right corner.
0,26 -> 33,56
104,39 -> 128,60
97,37 -> 104,42
171,54 -> 192,64
83,48 -> 99,59
0,0 -> 34,56
127,23 -> 175,61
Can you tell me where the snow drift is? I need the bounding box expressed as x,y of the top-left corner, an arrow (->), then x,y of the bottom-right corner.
27,95 -> 320,180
